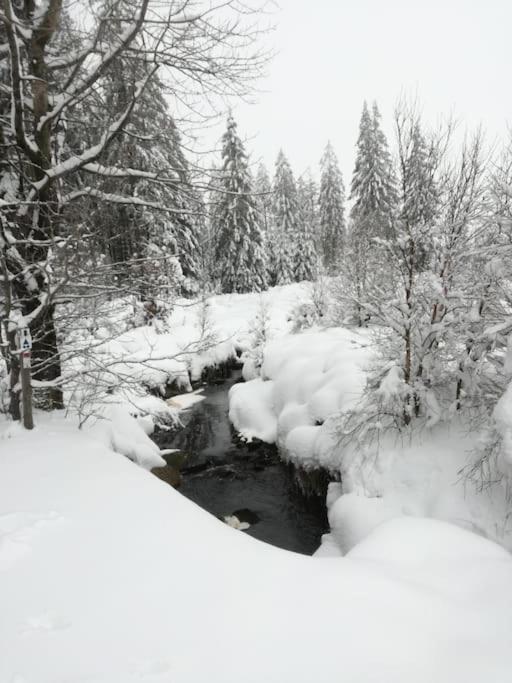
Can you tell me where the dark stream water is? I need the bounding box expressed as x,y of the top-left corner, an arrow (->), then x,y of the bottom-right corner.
154,370 -> 328,555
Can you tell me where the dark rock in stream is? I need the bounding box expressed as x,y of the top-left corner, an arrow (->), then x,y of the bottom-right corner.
153,464 -> 181,488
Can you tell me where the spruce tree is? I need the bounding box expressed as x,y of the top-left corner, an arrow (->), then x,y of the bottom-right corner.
254,163 -> 275,285
350,101 -> 397,239
255,163 -> 273,234
400,122 -> 438,232
295,174 -> 319,281
346,102 -> 398,325
272,150 -> 298,285
319,142 -> 345,273
85,40 -> 203,293
214,116 -> 267,293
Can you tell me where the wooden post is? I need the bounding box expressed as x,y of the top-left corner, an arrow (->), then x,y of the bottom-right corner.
20,351 -> 34,430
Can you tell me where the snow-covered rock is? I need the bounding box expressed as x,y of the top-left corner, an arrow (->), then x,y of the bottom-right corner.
229,327 -> 371,460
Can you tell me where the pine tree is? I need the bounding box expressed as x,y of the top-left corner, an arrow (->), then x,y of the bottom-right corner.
294,174 -> 319,281
319,142 -> 345,273
255,163 -> 273,234
95,54 -> 203,292
254,163 -> 275,286
272,150 -> 298,285
346,102 -> 397,325
350,101 -> 397,239
399,121 -> 439,269
214,116 -> 267,293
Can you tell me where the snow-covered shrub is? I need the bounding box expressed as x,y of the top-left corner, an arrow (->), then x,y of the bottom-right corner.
289,278 -> 331,333
242,299 -> 271,380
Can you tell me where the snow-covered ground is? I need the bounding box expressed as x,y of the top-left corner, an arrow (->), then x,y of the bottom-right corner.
2,284 -> 512,680
46,284 -> 310,470
229,326 -> 512,553
1,422 -> 512,683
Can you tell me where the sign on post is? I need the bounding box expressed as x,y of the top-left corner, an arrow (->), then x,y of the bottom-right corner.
17,327 -> 34,430
20,327 -> 32,352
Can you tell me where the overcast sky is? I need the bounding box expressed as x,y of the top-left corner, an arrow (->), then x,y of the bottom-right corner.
222,0 -> 510,184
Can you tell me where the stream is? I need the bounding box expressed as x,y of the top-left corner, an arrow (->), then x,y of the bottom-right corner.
154,369 -> 329,555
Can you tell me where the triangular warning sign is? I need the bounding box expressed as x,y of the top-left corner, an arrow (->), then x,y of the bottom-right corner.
22,339 -> 30,350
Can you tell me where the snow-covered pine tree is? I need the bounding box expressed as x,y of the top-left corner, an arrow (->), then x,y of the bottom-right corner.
254,162 -> 276,286
343,111 -> 486,437
398,118 -> 439,270
255,163 -> 273,233
203,163 -> 224,286
272,150 -> 298,284
350,102 -> 397,239
301,171 -> 321,252
295,174 -> 319,282
213,115 -> 267,293
161,117 -> 204,292
346,101 -> 397,325
90,44 -> 203,294
319,142 -> 345,273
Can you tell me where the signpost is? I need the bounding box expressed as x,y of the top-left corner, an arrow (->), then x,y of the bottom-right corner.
18,328 -> 33,430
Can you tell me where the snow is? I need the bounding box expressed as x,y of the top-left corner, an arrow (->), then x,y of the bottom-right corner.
1,423 -> 512,683
51,284 -> 309,468
326,490 -> 404,555
230,327 -> 371,466
229,323 -> 512,553
229,378 -> 277,442
86,404 -> 167,470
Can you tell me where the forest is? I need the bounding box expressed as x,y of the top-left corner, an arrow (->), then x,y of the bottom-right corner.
1,1 -> 512,682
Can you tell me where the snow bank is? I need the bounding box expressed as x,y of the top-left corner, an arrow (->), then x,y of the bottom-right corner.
1,426 -> 512,683
169,282 -> 311,381
229,327 -> 372,466
86,404 -> 168,470
326,491 -> 404,555
229,324 -> 512,553
46,283 -> 310,470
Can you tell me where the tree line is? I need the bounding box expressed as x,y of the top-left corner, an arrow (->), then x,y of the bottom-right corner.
209,115 -> 347,292
2,0 -> 512,471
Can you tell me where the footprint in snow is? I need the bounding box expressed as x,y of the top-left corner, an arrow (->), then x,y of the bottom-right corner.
0,511 -> 67,570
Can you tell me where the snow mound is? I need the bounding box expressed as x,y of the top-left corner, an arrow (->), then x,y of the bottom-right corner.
230,327 -> 372,464
327,492 -> 404,554
228,379 -> 276,443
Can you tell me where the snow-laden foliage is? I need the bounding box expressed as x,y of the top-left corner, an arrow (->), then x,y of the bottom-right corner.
271,150 -> 298,285
345,102 -> 397,326
254,163 -> 275,284
294,175 -> 319,281
319,141 -> 346,273
350,102 -> 397,239
213,115 -> 267,293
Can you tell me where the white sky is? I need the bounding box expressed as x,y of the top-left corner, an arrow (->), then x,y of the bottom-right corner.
224,0 -> 510,184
